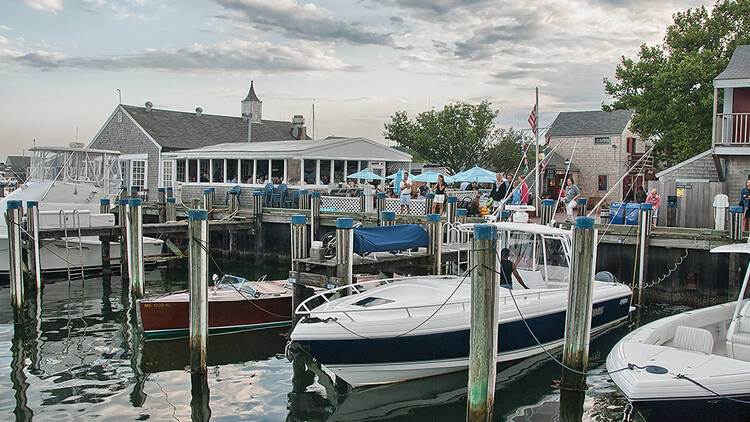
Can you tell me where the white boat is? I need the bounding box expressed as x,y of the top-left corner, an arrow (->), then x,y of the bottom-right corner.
606,242 -> 750,421
0,146 -> 163,279
290,222 -> 632,387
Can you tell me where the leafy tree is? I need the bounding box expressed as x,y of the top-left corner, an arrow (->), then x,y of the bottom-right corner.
603,0 -> 750,167
486,128 -> 526,173
383,101 -> 497,173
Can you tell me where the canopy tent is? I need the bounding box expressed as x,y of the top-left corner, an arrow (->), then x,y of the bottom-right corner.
346,169 -> 385,180
411,171 -> 451,183
450,166 -> 496,183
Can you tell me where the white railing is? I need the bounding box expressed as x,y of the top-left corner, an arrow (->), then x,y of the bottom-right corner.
714,113 -> 750,146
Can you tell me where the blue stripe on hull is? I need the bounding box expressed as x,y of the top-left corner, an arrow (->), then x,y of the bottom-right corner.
297,295 -> 630,365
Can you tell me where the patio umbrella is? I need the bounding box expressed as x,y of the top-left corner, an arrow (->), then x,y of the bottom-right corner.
345,168 -> 385,180
449,165 -> 496,183
386,171 -> 411,180
411,171 -> 450,183
393,169 -> 404,195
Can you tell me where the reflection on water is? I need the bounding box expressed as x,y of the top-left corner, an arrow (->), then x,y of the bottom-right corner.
0,261 -> 682,421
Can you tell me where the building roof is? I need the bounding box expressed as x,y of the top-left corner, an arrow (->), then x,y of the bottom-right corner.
243,81 -> 261,102
547,109 -> 634,137
163,137 -> 412,162
544,150 -> 580,172
654,149 -> 714,179
715,45 -> 750,82
5,155 -> 30,169
121,105 -> 305,151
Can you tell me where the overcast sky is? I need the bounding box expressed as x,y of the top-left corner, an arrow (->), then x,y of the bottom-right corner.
0,0 -> 707,160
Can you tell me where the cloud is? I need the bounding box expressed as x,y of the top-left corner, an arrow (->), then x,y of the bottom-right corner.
23,0 -> 63,12
6,39 -> 351,74
214,0 -> 396,46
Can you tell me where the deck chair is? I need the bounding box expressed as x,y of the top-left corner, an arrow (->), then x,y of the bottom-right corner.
263,183 -> 273,207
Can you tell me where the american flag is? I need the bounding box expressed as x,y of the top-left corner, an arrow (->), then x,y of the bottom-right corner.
528,106 -> 537,135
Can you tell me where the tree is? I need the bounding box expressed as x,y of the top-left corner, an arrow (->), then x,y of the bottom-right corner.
383,101 -> 497,173
603,0 -> 750,167
486,128 -> 526,173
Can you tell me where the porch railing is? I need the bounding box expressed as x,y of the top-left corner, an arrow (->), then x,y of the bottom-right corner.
714,112 -> 750,146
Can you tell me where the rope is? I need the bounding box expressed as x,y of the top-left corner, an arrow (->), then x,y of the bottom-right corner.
675,373 -> 750,405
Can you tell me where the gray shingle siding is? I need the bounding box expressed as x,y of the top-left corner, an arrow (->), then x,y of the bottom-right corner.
548,109 -> 635,137
658,152 -> 720,182
715,45 -> 750,81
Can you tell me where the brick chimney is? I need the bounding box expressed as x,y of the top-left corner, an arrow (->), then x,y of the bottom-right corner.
291,115 -> 306,140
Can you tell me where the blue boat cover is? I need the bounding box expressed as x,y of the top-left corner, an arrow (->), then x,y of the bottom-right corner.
352,224 -> 429,255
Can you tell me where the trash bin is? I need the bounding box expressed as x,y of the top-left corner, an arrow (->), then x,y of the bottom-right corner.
625,203 -> 640,225
609,202 -> 625,225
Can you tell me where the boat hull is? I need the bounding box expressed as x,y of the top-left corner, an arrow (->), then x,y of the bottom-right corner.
629,396 -> 750,422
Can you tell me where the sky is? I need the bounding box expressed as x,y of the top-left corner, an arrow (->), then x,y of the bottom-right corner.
0,0 -> 709,160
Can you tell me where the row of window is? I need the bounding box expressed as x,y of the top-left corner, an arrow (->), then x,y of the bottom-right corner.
593,136 -> 638,153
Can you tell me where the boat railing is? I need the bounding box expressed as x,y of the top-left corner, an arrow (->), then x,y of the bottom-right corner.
295,276 -> 410,315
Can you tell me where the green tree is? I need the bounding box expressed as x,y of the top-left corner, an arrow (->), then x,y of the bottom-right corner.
486,128 -> 526,173
383,101 -> 497,173
603,0 -> 750,167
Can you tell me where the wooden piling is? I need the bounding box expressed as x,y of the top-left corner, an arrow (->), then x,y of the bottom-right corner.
298,190 -> 310,210
166,197 -> 176,222
637,203 -> 652,306
26,201 -> 42,290
166,186 -> 174,198
252,190 -> 263,218
120,185 -> 128,199
0,183 -> 5,198
541,199 -> 555,226
425,193 -> 434,215
228,191 -> 239,214
99,199 -> 112,277
291,214 -> 309,324
576,197 -> 587,218
157,187 -> 166,223
126,198 -> 145,298
446,196 -> 457,223
311,192 -> 321,241
376,193 -> 385,224
118,199 -> 129,280
560,216 -> 596,392
456,208 -> 469,243
427,213 -> 442,275
130,185 -> 139,199
203,189 -> 212,211
466,224 -> 498,422
667,197 -> 678,227
359,192 -> 367,213
188,209 -> 209,374
6,200 -> 24,323
191,198 -> 201,209
380,211 -> 395,226
335,218 -> 353,289
729,206 -> 743,241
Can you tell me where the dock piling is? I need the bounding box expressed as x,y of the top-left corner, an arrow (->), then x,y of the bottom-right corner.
26,201 -> 42,290
298,190 -> 310,210
637,203 -> 652,306
560,216 -> 596,393
130,185 -> 139,199
191,198 -> 201,209
667,196 -> 678,227
466,224 -> 498,422
425,193 -> 434,215
99,199 -> 111,277
118,199 -> 129,280
166,186 -> 174,198
202,189 -> 212,211
575,197 -> 587,218
427,214 -> 442,275
311,192 -> 321,241
6,200 -> 24,323
126,198 -> 145,298
166,197 -> 176,222
456,208 -> 469,243
0,183 -> 5,198
157,188 -> 166,222
335,218 -> 353,291
446,196 -> 457,243
291,214 -> 309,324
359,192 -> 367,213
380,211 -> 395,226
228,191 -> 239,214
376,193 -> 385,223
188,209 -> 209,374
541,199 -> 555,226
729,206 -> 743,241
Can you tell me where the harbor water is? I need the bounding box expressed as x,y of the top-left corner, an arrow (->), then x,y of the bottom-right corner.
0,260 -> 690,421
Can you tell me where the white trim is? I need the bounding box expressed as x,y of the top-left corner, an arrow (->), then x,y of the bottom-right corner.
715,79 -> 750,89
87,106 -> 120,148
120,153 -> 148,160
655,149 -> 712,179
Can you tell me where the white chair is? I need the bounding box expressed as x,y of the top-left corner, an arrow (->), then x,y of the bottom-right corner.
673,325 -> 714,355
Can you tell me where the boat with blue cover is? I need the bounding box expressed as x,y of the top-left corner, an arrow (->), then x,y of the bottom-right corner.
290,222 -> 632,387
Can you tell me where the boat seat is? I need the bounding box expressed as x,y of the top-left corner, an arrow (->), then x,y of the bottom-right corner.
731,315 -> 750,345
673,325 -> 714,355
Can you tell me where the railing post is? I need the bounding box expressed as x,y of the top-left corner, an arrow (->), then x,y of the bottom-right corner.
298,190 -> 310,210
335,218 -> 353,290
425,193 -> 434,215
466,224 -> 498,422
26,201 -> 42,290
99,199 -> 112,277
541,199 -> 555,225
376,193 -> 386,224
637,203 -> 652,307
6,200 -> 24,323
188,209 -> 209,374
126,198 -> 144,298
311,192 -> 321,241
380,211 -> 396,226
729,206 -> 744,241
202,189 -> 212,211
561,217 -> 596,393
118,199 -> 129,280
166,197 -> 176,222
427,213 -> 442,275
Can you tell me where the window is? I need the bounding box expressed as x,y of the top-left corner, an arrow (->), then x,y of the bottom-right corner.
212,159 -> 224,183
598,175 -> 608,191
241,160 -> 254,184
626,137 -> 636,153
334,160 -> 345,182
188,159 -> 198,182
120,161 -> 130,187
256,160 -> 269,183
319,160 -> 331,185
226,159 -> 238,183
176,160 -> 186,183
199,159 -> 210,182
594,136 -> 611,144
304,159 -> 316,184
271,159 -> 284,183
162,160 -> 173,188
132,160 -> 146,189
287,159 -> 301,185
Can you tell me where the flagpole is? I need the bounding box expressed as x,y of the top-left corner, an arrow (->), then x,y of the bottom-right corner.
535,87 -> 540,213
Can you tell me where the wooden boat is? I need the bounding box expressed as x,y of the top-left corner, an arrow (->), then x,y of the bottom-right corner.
137,275 -> 292,338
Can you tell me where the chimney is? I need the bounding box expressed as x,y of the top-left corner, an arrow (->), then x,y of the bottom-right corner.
195,107 -> 203,117
291,115 -> 306,140
145,101 -> 153,112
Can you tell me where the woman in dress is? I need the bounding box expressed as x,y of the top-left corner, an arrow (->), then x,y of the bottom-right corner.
646,188 -> 661,226
432,174 -> 447,214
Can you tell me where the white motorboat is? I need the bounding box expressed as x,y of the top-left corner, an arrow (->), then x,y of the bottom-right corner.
606,242 -> 750,421
290,222 -> 632,387
0,146 -> 163,279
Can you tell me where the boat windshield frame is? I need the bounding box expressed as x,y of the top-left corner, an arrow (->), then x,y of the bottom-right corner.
27,147 -> 122,195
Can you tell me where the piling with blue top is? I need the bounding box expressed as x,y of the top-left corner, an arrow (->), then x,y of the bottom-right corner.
466,224 -> 498,422
335,218 -> 354,292
118,199 -> 129,279
7,200 -> 24,322
166,197 -> 176,221
252,190 -> 263,218
26,201 -> 42,290
0,183 -> 6,198
188,209 -> 209,374
730,205 -> 744,241
376,193 -> 386,223
126,198 -> 144,298
446,196 -> 458,224
541,199 -> 555,226
561,217 -> 596,393
425,193 -> 435,215
637,203 -> 653,306
99,199 -> 112,276
359,191 -> 367,213
166,186 -> 174,198
130,185 -> 139,199
311,192 -> 321,240
203,189 -> 212,211
298,190 -> 310,210
427,213 -> 442,275
290,215 -> 309,272
380,211 -> 396,226
575,197 -> 587,218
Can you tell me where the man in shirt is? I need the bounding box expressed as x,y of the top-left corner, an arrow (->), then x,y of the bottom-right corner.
500,248 -> 529,289
400,173 -> 412,214
490,172 -> 508,205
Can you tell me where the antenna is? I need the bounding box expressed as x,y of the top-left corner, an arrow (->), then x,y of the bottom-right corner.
312,99 -> 316,140
116,88 -> 121,104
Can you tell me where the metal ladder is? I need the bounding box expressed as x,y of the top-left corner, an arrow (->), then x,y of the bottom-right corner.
58,210 -> 85,281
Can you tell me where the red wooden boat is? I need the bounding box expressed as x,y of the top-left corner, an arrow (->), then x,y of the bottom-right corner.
137,275 -> 292,338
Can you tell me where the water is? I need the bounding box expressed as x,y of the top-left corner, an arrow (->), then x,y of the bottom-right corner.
0,262 -> 686,421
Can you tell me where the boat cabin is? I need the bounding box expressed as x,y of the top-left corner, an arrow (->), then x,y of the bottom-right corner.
495,222 -> 572,289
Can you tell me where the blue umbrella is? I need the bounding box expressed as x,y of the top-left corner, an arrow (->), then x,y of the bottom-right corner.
411,171 -> 450,183
393,169 -> 404,195
346,168 -> 385,180
449,166 -> 496,183
386,171 -> 411,180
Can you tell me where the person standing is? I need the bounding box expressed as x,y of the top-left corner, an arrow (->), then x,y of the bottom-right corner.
399,172 -> 412,214
500,248 -> 529,290
635,185 -> 647,203
741,179 -> 750,231
519,175 -> 529,205
563,177 -> 581,222
432,174 -> 447,214
511,179 -> 522,205
646,188 -> 661,226
490,172 -> 508,203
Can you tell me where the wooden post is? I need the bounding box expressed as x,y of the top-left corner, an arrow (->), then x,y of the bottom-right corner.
166,197 -> 176,222
228,191 -> 239,214
446,196 -> 458,223
298,190 -> 310,210
637,203 -> 652,307
729,206 -> 743,241
191,198 -> 201,209
157,187 -> 166,223
427,213 -> 442,275
335,218 -> 353,289
188,209 -> 209,374
0,183 -> 5,198
541,199 -> 555,225
26,201 -> 42,290
118,199 -> 129,280
425,193 -> 434,215
202,189 -> 212,211
667,195 -> 678,227
126,198 -> 145,298
209,188 -> 216,209
576,197 -> 587,218
291,214 -> 308,324
359,192 -> 367,213
311,191 -> 321,241
252,190 -> 263,219
120,185 -> 128,199
6,200 -> 24,323
380,211 -> 395,226
130,185 -> 139,199
466,224 -> 498,422
560,216 -> 596,392
166,186 -> 174,198
456,208 -> 469,243
253,190 -> 263,263
190,373 -> 211,422
99,199 -> 111,277
376,193 -> 386,224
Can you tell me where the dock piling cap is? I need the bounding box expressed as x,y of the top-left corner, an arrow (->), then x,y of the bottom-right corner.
542,199 -> 555,206
360,192 -> 366,196
204,189 -> 212,195
474,224 -> 497,239
456,208 -> 468,216
253,190 -> 262,196
376,193 -> 386,199
381,211 -> 396,220
27,200 -> 39,208
158,187 -> 165,192
639,203 -> 653,210
299,190 -> 309,195
426,213 -> 441,222
100,198 -> 110,206
6,200 -> 22,210
311,191 -> 321,198
291,215 -> 307,224
118,199 -> 129,206
166,197 -> 176,203
128,198 -> 142,207
575,216 -> 594,229
446,196 -> 458,203
336,218 -> 354,229
188,209 -> 208,221
730,205 -> 744,213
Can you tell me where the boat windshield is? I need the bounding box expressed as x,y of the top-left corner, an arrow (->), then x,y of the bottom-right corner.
503,230 -> 570,284
28,148 -> 122,195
